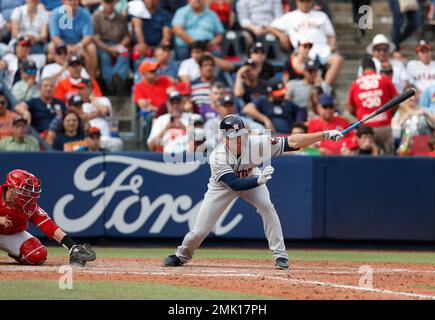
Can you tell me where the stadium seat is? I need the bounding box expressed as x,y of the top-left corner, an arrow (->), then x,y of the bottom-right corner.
261,33 -> 289,69
410,135 -> 431,156
221,30 -> 247,63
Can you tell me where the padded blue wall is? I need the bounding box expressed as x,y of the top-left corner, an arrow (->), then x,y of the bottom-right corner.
0,153 -> 433,241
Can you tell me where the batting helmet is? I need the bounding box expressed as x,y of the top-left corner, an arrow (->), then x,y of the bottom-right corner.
5,169 -> 41,215
219,115 -> 248,138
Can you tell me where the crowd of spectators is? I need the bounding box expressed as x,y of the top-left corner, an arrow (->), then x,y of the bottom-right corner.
0,0 -> 432,156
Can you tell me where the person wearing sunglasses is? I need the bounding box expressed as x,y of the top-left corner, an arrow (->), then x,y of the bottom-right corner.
11,60 -> 40,103
247,42 -> 275,81
307,93 -> 353,155
133,60 -> 174,112
234,58 -> 268,105
362,33 -> 407,93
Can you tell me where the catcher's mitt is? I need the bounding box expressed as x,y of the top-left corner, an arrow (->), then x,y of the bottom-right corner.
69,244 -> 96,266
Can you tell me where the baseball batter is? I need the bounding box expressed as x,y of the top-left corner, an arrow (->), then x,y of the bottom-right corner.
0,169 -> 96,266
163,115 -> 343,269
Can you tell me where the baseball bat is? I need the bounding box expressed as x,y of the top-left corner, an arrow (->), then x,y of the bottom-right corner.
341,88 -> 416,135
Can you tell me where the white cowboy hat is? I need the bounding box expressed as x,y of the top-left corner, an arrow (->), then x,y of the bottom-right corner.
366,34 -> 396,54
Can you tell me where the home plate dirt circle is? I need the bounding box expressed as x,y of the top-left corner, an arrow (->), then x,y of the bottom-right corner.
1,257 -> 435,300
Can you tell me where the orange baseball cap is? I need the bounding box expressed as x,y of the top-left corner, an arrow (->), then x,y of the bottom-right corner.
87,126 -> 101,137
267,80 -> 287,97
139,61 -> 159,74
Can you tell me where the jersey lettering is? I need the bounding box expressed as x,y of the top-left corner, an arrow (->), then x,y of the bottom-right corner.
235,169 -> 252,178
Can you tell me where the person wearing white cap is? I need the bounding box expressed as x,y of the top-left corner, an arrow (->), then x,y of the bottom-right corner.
359,33 -> 408,93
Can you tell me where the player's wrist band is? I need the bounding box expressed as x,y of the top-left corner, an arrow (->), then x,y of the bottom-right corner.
61,235 -> 77,251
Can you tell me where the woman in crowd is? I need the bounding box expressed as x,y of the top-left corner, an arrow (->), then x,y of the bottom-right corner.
51,110 -> 86,151
392,85 -> 434,153
10,0 -> 49,57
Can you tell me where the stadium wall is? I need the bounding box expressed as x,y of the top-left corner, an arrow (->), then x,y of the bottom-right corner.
1,152 -> 434,241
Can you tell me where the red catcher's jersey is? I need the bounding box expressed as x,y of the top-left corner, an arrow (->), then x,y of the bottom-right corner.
0,186 -> 59,238
348,71 -> 398,127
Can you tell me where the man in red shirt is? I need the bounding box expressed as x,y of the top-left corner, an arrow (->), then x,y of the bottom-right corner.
133,61 -> 174,111
348,57 -> 398,155
307,94 -> 353,155
0,169 -> 96,266
54,56 -> 102,103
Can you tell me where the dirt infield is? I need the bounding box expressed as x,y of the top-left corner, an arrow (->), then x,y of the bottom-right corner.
1,256 -> 435,300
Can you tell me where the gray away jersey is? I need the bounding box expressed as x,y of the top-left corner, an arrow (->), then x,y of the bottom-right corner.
209,135 -> 286,184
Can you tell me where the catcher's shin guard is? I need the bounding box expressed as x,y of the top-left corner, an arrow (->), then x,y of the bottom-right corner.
10,237 -> 48,265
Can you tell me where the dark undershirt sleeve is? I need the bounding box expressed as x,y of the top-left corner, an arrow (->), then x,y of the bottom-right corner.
283,138 -> 300,152
219,173 -> 260,191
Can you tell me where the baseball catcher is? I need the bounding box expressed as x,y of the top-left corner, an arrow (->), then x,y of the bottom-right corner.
163,115 -> 342,269
0,169 -> 96,266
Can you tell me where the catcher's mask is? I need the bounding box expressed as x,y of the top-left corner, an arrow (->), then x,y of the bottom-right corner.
5,169 -> 41,215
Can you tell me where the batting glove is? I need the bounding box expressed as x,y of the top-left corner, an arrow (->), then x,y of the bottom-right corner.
257,166 -> 274,185
323,130 -> 344,142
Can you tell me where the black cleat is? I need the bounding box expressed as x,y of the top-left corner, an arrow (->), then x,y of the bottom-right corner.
163,255 -> 184,267
275,257 -> 289,270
